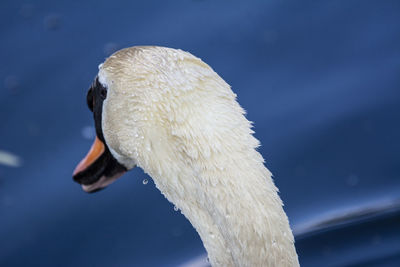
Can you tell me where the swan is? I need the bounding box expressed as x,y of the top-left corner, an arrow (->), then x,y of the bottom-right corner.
73,46 -> 299,267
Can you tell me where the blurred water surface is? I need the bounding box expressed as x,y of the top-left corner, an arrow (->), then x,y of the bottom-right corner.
1,0 -> 399,266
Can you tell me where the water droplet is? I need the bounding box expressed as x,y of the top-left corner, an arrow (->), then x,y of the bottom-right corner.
142,179 -> 148,185
283,232 -> 287,237
210,233 -> 215,239
173,206 -> 179,211
218,165 -> 224,171
134,133 -> 139,138
272,240 -> 277,246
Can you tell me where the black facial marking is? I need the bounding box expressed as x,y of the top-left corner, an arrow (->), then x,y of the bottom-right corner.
88,77 -> 108,142
73,76 -> 127,191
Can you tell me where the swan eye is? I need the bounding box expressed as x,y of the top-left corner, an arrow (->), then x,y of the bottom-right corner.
86,87 -> 94,112
100,86 -> 107,99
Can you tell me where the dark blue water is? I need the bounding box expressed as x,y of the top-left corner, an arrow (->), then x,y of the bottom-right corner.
1,1 -> 399,266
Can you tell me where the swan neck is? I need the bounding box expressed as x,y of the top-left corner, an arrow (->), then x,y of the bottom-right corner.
168,159 -> 299,266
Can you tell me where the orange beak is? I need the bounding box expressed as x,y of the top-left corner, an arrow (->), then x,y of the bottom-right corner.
73,136 -> 127,193
73,137 -> 105,176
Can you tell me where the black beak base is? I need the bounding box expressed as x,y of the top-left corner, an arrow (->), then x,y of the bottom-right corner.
73,147 -> 127,193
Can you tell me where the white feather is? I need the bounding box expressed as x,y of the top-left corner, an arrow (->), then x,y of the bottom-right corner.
98,46 -> 299,267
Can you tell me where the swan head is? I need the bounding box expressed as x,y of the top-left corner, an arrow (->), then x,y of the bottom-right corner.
72,46 -> 300,266
73,46 -> 240,193
72,75 -> 132,193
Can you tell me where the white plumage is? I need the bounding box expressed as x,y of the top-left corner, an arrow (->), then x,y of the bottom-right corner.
98,46 -> 299,266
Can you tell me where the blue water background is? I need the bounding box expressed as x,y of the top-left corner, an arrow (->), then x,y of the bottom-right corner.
1,0 -> 399,266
